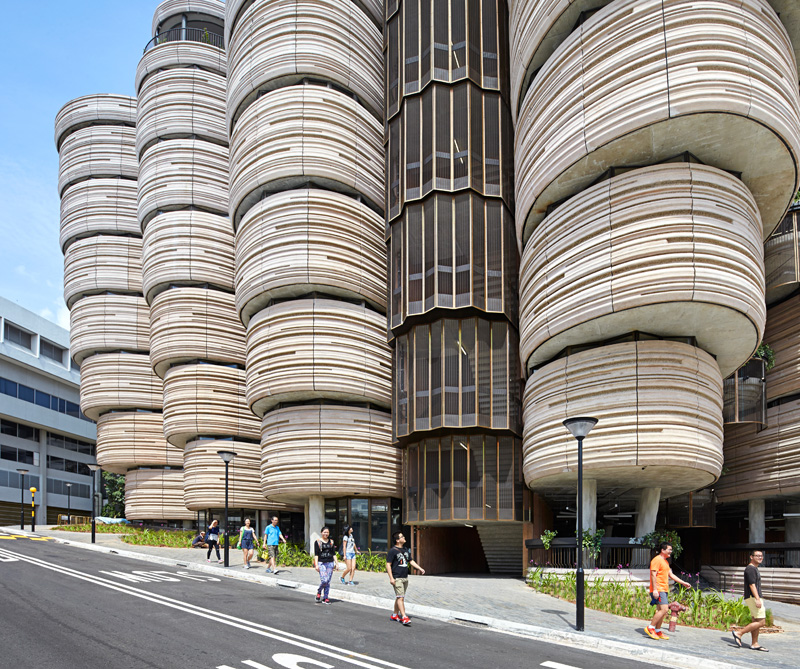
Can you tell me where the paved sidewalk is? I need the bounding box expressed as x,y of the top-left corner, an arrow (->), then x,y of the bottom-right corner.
18,527 -> 800,669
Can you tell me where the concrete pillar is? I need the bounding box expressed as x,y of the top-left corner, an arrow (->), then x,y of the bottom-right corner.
786,505 -> 800,568
635,487 -> 661,537
37,429 -> 48,525
749,498 -> 765,544
306,494 -> 325,553
577,479 -> 597,532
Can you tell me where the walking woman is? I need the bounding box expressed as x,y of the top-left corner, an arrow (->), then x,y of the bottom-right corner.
237,518 -> 258,569
340,525 -> 360,585
314,526 -> 337,604
206,519 -> 222,563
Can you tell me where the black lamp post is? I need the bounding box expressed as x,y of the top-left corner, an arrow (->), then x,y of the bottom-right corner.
563,416 -> 598,633
217,450 -> 237,567
65,482 -> 72,525
87,464 -> 100,543
16,468 -> 29,530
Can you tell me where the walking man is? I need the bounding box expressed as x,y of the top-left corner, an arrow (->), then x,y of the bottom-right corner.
386,531 -> 425,626
732,550 -> 768,652
645,541 -> 691,640
264,515 -> 287,574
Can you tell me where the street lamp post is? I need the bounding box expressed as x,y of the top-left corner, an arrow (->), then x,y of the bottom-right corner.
87,464 -> 100,543
16,468 -> 29,530
217,450 -> 237,567
65,482 -> 73,524
563,416 -> 598,633
30,487 -> 37,532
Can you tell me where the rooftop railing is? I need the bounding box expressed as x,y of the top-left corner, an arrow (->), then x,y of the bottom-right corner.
144,27 -> 224,53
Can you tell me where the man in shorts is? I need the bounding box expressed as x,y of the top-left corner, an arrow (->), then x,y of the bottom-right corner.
386,531 -> 425,626
731,550 -> 768,651
263,515 -> 286,574
645,541 -> 691,640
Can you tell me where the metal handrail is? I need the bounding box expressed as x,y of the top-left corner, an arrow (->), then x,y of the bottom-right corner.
144,26 -> 224,53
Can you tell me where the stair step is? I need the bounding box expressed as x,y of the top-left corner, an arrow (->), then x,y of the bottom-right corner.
476,523 -> 524,574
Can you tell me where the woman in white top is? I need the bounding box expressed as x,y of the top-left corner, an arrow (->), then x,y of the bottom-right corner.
340,525 -> 360,585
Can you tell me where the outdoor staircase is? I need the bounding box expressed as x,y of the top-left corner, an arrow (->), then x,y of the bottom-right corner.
476,523 -> 524,575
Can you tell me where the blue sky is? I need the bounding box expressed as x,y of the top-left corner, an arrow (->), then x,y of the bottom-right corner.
0,2 -> 157,328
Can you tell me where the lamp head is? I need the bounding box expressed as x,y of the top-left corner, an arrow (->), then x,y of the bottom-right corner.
65,483 -> 72,488
87,463 -> 100,472
217,450 -> 237,464
563,416 -> 598,439
29,487 -> 37,493
16,468 -> 29,475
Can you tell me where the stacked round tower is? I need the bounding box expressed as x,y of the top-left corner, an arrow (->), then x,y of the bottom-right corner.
226,0 -> 400,544
511,0 -> 800,534
56,95 -> 191,522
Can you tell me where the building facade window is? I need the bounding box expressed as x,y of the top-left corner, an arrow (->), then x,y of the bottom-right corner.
47,478 -> 90,498
0,444 -> 37,466
324,497 -> 403,552
3,321 -> 33,350
0,418 -> 41,442
40,339 -> 66,365
0,470 -> 39,490
47,455 -> 93,477
0,376 -> 93,422
47,432 -> 95,456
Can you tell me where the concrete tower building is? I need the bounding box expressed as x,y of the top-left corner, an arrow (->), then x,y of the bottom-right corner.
226,0 -> 401,548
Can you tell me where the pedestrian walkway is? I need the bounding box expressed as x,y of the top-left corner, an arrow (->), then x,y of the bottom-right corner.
23,527 -> 799,669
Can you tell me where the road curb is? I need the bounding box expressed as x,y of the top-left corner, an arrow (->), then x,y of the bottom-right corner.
8,529 -> 747,669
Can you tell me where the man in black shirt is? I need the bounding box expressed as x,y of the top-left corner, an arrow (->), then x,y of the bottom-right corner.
386,531 -> 425,626
732,550 -> 768,651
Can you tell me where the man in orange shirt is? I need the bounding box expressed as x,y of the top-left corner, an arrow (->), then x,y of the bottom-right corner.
645,541 -> 691,640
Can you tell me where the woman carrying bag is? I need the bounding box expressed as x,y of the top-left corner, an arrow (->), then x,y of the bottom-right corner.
206,519 -> 222,563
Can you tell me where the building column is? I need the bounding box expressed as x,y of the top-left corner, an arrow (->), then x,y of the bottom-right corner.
635,487 -> 661,537
786,504 -> 800,568
578,479 -> 597,532
37,429 -> 47,525
749,498 -> 766,544
306,494 -> 325,552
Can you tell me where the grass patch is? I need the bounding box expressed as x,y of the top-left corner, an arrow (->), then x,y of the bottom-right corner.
526,567 -> 773,630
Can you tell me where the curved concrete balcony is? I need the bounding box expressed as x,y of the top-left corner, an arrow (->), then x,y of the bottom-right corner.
245,298 -> 391,417
96,411 -> 183,475
149,287 -> 246,377
137,67 -> 227,156
228,85 -> 384,229
63,236 -> 143,308
69,294 -> 150,364
260,404 -> 401,504
355,0 -> 382,27
54,94 -> 137,150
717,396 -> 800,503
515,0 -> 800,246
58,126 -> 138,196
226,0 -> 382,129
141,211 -> 235,301
235,189 -> 386,325
764,206 -> 800,305
768,1 -> 800,79
522,340 -> 724,496
519,164 -> 766,377
60,178 -> 140,252
136,41 -> 227,93
162,363 -> 260,447
79,353 -> 164,421
183,439 -> 264,510
152,0 -> 225,35
125,468 -> 194,521
764,295 -> 800,402
137,139 -> 229,228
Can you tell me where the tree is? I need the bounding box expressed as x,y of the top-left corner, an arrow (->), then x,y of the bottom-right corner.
101,472 -> 125,518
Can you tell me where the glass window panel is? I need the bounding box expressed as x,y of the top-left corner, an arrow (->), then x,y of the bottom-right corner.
433,0 -> 449,79
408,331 -> 415,429
389,118 -> 401,217
437,197 -> 453,306
59,398 -> 66,413
430,321 -> 442,428
451,0 -> 467,79
387,18 -> 399,111
469,435 -> 484,519
391,224 -> 403,327
405,97 -> 421,199
477,319 -> 492,425
425,439 -> 439,520
504,213 -> 519,319
50,395 -> 59,411
17,424 -> 37,442
444,320 -> 460,426
484,95 -> 500,194
66,402 -> 80,419
482,0 -> 499,86
0,419 -> 14,435
370,499 -> 389,552
440,437 -> 452,520
484,436 -> 498,520
0,445 -> 15,462
407,205 -> 423,314
415,324 -> 430,431
35,390 -> 50,408
324,500 -> 337,538
454,193 -> 471,306
18,385 -> 34,403
435,87 -> 451,189
404,0 -> 419,94
498,437 -> 514,520
472,198 -> 485,308
492,322 -> 508,428
470,86 -> 483,191
486,201 -> 503,311
461,318 -> 476,423
424,198 -> 436,310
0,378 -> 17,397
420,0 -> 432,86
406,445 -> 419,522
422,88 -> 434,194
396,336 -> 409,436
453,86 -> 469,188
468,0 -> 481,81
350,498 -> 369,551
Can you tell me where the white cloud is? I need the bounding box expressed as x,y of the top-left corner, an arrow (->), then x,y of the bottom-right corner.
39,308 -> 54,319
56,305 -> 70,330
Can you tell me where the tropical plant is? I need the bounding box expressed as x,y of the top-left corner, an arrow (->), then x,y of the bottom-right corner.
121,529 -> 195,548
641,529 -> 683,559
540,529 -> 557,550
101,471 -> 125,518
356,550 -> 390,573
577,528 -> 605,559
755,342 -> 775,371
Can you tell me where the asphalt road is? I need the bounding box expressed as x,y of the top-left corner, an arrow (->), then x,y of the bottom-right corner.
0,533 -> 654,669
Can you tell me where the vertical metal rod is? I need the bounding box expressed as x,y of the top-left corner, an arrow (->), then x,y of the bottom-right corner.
91,473 -> 96,544
224,460 -> 230,567
67,487 -> 71,524
31,489 -> 35,533
19,474 -> 25,530
576,435 -> 585,632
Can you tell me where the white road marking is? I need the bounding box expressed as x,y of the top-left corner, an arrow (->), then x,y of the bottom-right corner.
541,661 -> 581,669
0,547 -> 407,669
0,553 -> 19,562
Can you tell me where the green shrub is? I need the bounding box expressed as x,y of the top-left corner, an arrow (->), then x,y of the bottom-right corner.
641,529 -> 683,559
355,550 -> 389,573
121,529 -> 195,548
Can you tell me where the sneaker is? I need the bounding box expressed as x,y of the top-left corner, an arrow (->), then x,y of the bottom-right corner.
348,581 -> 355,586
265,568 -> 273,574
340,576 -> 346,584
206,559 -> 211,563
401,616 -> 411,626
655,630 -> 669,640
315,594 -> 321,604
323,598 -> 331,605
390,614 -> 400,622
644,627 -> 659,640
218,559 -> 224,564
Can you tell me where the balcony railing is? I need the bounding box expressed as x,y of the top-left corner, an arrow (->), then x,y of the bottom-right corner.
722,357 -> 766,425
525,537 -> 652,569
144,27 -> 224,53
710,542 -> 800,568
